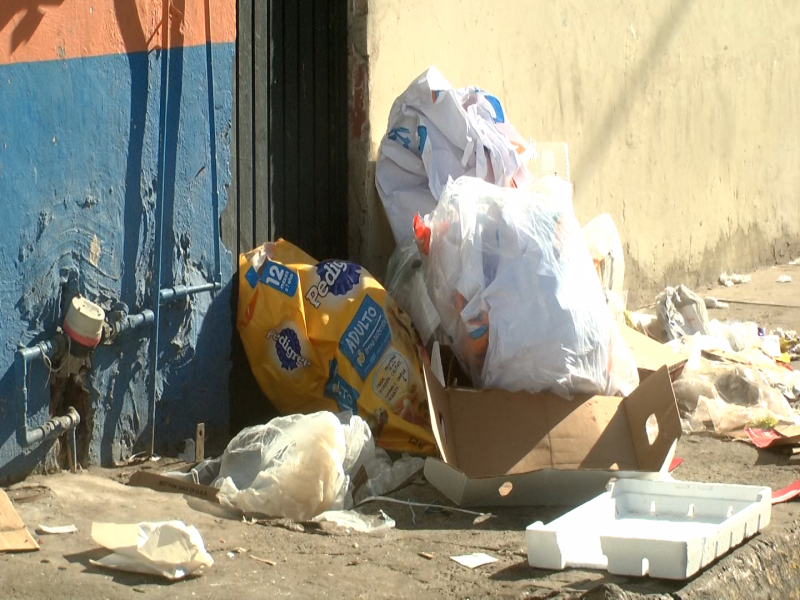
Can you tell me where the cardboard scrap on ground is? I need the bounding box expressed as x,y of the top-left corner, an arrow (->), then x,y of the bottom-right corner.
90,521 -> 213,580
127,470 -> 219,503
0,490 -> 39,552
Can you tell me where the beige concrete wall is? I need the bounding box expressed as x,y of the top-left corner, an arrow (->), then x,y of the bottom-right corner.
348,0 -> 800,305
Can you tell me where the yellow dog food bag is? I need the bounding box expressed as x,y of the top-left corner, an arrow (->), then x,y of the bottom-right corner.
238,240 -> 436,455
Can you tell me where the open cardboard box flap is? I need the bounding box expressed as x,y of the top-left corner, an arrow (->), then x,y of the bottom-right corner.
619,325 -> 686,379
423,329 -> 683,507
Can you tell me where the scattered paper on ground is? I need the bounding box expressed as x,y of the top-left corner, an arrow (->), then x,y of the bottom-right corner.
90,521 -> 213,580
37,524 -> 77,535
450,552 -> 498,569
0,490 -> 39,552
777,275 -> 792,283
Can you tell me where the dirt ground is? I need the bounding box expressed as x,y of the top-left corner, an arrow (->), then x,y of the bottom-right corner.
2,264 -> 800,600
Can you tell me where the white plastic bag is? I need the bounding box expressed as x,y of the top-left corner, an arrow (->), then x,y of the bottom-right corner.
656,285 -> 711,340
415,175 -> 638,398
212,412 -> 423,522
215,412 -> 356,521
376,66 -> 533,245
90,521 -> 214,580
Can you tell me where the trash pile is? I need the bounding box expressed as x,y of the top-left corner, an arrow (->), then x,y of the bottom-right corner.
219,66 -> 784,580
626,279 -> 800,436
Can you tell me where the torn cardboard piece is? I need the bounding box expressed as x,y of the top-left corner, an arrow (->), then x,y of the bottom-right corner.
0,490 -> 39,552
127,470 -> 219,503
424,328 -> 684,507
90,521 -> 213,580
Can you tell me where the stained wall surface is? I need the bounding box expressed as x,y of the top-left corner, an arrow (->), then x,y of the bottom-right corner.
0,1 -> 235,479
350,0 -> 800,304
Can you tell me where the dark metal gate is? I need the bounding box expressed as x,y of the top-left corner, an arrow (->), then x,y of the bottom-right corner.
227,0 -> 349,433
224,0 -> 349,262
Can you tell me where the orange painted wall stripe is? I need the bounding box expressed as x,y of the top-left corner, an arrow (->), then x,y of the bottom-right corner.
0,0 -> 236,67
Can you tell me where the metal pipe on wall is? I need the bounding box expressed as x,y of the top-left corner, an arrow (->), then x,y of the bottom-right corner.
149,0 -> 173,458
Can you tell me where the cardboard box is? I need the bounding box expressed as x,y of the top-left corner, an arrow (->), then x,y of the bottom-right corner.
423,328 -> 686,507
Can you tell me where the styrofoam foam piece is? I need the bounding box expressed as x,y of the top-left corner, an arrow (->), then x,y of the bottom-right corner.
526,479 -> 771,580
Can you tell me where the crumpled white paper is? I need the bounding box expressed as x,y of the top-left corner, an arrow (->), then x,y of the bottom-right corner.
90,521 -> 214,580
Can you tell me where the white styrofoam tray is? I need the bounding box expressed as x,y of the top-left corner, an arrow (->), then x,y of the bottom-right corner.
526,479 -> 771,580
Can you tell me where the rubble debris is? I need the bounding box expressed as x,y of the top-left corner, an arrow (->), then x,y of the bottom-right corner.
0,490 -> 39,552
450,553 -> 498,569
249,555 -> 277,566
89,521 -> 214,580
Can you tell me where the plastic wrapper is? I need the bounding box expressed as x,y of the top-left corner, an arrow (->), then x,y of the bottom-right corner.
312,510 -> 395,534
675,354 -> 798,435
384,240 -> 444,345
238,239 -> 435,454
375,66 -> 533,245
656,285 -> 711,341
415,175 -> 639,398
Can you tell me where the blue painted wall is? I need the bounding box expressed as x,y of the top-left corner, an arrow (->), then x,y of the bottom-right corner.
0,42 -> 235,479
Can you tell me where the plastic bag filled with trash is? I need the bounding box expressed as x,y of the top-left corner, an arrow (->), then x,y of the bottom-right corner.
414,175 -> 639,398
375,66 -> 534,245
238,240 -> 435,454
210,412 -> 423,522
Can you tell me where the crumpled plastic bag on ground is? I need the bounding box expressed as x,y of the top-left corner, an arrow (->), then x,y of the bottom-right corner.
673,346 -> 798,434
657,285 -> 711,341
376,66 -> 533,245
415,175 -> 638,398
200,412 -> 423,522
312,509 -> 395,534
215,412 -> 354,521
90,521 -> 213,580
